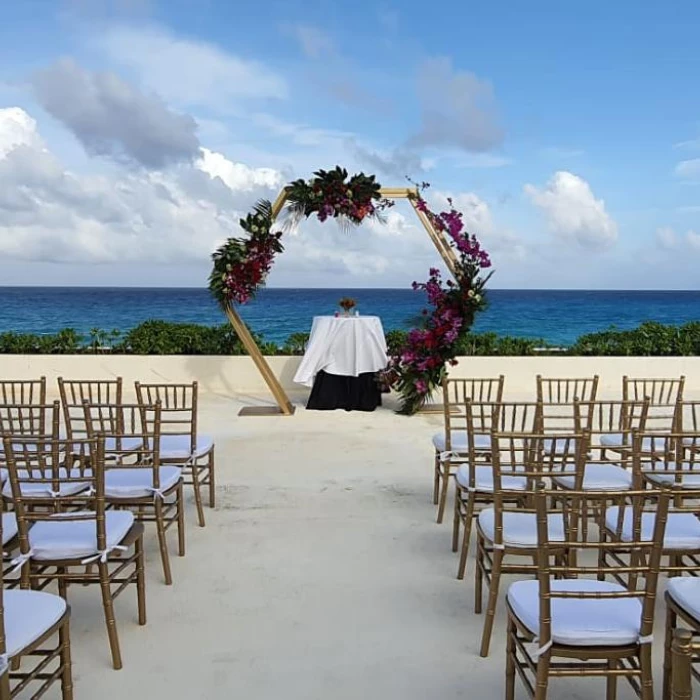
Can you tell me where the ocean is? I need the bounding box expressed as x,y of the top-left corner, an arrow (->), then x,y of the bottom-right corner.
0,287 -> 699,347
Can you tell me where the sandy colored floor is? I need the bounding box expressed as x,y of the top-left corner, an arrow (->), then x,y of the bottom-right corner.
35,391 -> 672,699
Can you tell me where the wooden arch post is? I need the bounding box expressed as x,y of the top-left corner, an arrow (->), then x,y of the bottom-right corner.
229,187 -> 459,416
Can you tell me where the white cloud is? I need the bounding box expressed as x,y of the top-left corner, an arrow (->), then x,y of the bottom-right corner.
197,148 -> 282,191
656,226 -> 677,249
673,138 -> 700,151
96,25 -> 288,110
0,107 -> 280,265
408,57 -> 503,153
687,230 -> 700,251
32,58 -> 200,168
282,23 -> 334,59
0,107 -> 43,156
675,159 -> 700,179
524,171 -> 618,249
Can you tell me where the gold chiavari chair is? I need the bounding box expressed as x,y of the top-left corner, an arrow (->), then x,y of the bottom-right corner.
536,374 -> 599,404
475,430 -> 590,657
135,381 -> 214,528
433,376 -> 505,524
452,401 -> 540,580
550,399 -> 651,535
505,484 -> 670,700
665,582 -> 700,698
0,507 -> 73,699
670,628 -> 700,699
57,377 -> 134,447
0,402 -> 62,573
614,432 -> 700,576
83,401 -> 185,585
677,401 -> 700,458
3,436 -> 146,670
0,378 -> 46,406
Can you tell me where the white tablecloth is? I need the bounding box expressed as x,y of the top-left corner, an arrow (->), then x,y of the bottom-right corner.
293,316 -> 388,388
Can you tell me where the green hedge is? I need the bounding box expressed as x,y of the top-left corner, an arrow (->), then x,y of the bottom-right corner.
1,320 -> 700,356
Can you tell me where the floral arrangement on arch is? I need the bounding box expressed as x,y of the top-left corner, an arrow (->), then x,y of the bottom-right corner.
386,189 -> 493,414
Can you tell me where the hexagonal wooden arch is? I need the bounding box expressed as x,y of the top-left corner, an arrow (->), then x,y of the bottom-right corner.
226,186 -> 459,416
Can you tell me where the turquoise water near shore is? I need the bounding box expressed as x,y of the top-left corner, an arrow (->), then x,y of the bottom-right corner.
0,287 -> 698,346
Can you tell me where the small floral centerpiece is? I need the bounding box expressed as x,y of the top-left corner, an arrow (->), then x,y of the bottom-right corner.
338,297 -> 357,316
285,166 -> 393,230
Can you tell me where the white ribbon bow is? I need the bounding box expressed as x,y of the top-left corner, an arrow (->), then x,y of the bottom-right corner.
81,545 -> 127,565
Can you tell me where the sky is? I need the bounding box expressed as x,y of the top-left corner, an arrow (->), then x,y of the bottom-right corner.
0,0 -> 698,289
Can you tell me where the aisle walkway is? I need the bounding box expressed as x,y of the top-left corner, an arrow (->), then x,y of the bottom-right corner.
65,394 -> 663,699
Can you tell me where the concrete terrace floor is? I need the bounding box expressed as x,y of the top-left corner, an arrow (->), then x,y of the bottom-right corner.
49,392 -> 670,700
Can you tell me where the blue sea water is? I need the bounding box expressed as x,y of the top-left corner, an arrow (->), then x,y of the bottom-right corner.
0,287 -> 698,347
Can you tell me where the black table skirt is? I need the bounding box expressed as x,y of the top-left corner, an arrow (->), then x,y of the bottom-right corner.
306,370 -> 382,412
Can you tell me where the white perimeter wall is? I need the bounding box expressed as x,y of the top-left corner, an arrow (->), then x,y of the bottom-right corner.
1,355 -> 699,398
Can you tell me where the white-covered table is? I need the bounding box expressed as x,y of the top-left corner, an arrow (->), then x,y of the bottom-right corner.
294,316 -> 388,411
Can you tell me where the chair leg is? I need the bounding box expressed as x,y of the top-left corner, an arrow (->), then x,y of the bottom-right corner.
639,641 -> 654,700
135,534 -> 147,626
457,493 -> 476,580
98,561 -> 122,670
433,452 -> 440,505
505,613 -> 517,700
474,533 -> 484,615
59,617 -> 74,700
177,482 -> 186,557
606,660 -> 618,700
533,651 -> 551,700
207,448 -> 216,509
663,605 -> 677,700
452,488 -> 460,553
479,548 -> 503,657
436,465 -> 450,524
154,500 -> 173,586
191,461 -> 206,528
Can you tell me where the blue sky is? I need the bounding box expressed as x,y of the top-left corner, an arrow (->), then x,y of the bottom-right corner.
0,0 -> 698,289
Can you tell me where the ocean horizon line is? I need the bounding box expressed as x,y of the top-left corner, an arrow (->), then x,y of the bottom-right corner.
0,285 -> 698,293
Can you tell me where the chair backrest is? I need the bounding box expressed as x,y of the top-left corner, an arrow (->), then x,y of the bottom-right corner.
536,375 -> 599,404
623,376 -> 685,406
624,376 -> 685,433
58,377 -> 124,441
575,399 -> 650,439
0,401 -> 61,442
0,377 -> 46,406
533,484 -> 669,655
675,401 -> 700,435
488,431 -> 589,549
3,437 -> 108,558
0,512 -> 7,696
82,401 -> 162,480
135,382 -> 197,452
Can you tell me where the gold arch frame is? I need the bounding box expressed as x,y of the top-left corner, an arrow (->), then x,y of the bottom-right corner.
226,186 -> 459,416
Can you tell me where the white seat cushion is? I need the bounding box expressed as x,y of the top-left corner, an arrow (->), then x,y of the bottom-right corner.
4,589 -> 67,657
478,508 -> 565,548
553,464 -> 632,491
644,463 -> 700,489
2,512 -> 18,545
29,510 -> 135,560
605,506 -> 700,550
600,433 -> 661,451
158,435 -> 214,460
507,579 -> 643,647
456,464 -> 527,492
667,577 -> 700,622
683,437 -> 700,449
104,466 -> 182,498
432,431 -> 490,453
2,468 -> 90,499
